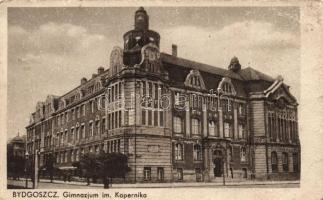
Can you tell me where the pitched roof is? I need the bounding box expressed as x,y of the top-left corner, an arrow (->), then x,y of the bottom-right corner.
239,67 -> 275,82
161,53 -> 244,80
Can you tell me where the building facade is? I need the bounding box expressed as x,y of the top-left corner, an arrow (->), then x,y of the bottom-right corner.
26,7 -> 300,183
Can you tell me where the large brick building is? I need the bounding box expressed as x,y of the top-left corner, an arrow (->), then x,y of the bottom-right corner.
26,7 -> 300,182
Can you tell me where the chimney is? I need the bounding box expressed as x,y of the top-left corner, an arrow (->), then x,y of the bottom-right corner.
81,77 -> 87,85
98,66 -> 104,75
172,44 -> 177,57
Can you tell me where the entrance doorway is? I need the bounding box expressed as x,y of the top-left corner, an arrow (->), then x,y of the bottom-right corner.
213,158 -> 222,177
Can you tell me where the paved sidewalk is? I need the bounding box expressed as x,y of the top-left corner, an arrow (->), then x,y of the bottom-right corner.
8,178 -> 300,189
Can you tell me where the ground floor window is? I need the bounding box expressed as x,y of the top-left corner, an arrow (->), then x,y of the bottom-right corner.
271,151 -> 278,173
143,167 -> 151,181
282,152 -> 289,172
177,168 -> 183,181
157,167 -> 164,181
293,153 -> 299,172
193,144 -> 202,161
242,168 -> 248,178
195,168 -> 202,182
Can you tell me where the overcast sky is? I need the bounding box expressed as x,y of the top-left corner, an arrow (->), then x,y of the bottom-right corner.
7,7 -> 300,139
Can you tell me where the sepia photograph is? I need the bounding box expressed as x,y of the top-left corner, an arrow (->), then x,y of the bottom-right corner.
6,5 -> 302,189
1,1 -> 323,199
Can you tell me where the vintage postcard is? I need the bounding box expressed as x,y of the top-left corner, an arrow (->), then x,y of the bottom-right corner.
0,0 -> 322,200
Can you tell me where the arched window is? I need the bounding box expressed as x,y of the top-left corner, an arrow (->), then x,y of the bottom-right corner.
192,118 -> 201,135
222,82 -> 233,93
271,152 -> 278,173
240,147 -> 246,162
175,143 -> 183,160
174,116 -> 183,133
209,120 -> 219,137
282,152 -> 289,172
193,144 -> 202,161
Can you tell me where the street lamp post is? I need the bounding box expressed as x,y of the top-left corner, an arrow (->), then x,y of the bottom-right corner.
24,151 -> 29,189
33,149 -> 40,189
217,87 -> 227,186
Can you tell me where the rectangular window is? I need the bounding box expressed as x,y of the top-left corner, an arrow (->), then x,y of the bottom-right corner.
175,92 -> 180,106
81,125 -> 85,139
108,114 -> 111,130
81,104 -> 85,116
71,109 -> 75,120
293,153 -> 299,172
142,82 -> 146,96
154,111 -> 158,126
112,113 -> 115,129
95,120 -> 100,135
75,127 -> 79,141
148,110 -> 152,126
283,153 -> 289,172
102,118 -> 106,133
192,118 -> 200,135
89,122 -> 93,137
238,104 -> 245,115
144,167 -> 151,181
119,111 -> 122,128
90,101 -> 94,113
157,167 -> 164,181
159,111 -> 164,126
177,168 -> 183,181
224,122 -> 231,138
174,117 -> 183,133
238,124 -> 244,139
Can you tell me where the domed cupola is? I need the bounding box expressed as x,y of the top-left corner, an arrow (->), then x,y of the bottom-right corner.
228,56 -> 241,72
123,7 -> 160,66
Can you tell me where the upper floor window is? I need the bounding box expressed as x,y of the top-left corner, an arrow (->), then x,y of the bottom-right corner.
76,107 -> 80,118
238,103 -> 245,115
208,120 -> 219,137
222,99 -> 232,112
193,144 -> 202,161
95,120 -> 100,135
174,117 -> 183,133
81,104 -> 85,116
238,124 -> 245,139
223,82 -> 232,93
81,125 -> 85,139
89,101 -> 94,113
175,143 -> 183,160
89,122 -> 93,137
224,122 -> 232,138
192,118 -> 201,135
271,151 -> 278,173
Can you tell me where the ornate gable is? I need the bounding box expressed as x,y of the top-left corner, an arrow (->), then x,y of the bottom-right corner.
217,77 -> 236,96
184,69 -> 206,90
264,76 -> 298,106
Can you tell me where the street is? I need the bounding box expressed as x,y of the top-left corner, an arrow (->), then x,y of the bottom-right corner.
7,179 -> 300,189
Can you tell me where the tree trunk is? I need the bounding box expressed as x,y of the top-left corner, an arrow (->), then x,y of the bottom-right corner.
87,177 -> 90,185
103,177 -> 109,189
50,172 -> 53,183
